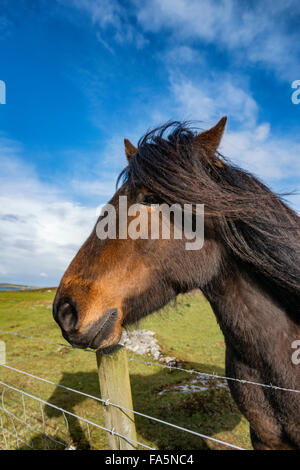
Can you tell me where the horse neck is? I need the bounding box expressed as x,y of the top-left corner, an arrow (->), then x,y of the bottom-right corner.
201,258 -> 298,368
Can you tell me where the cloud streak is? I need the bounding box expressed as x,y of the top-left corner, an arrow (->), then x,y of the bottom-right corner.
0,136 -> 101,286
168,74 -> 300,197
135,0 -> 300,80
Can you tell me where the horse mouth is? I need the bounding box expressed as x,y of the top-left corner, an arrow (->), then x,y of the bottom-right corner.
60,308 -> 122,350
88,308 -> 121,350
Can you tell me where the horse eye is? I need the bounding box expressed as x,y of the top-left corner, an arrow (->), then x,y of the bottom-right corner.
140,194 -> 161,205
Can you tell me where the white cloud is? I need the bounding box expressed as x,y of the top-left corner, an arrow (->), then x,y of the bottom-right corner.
62,0 -> 122,29
59,0 -> 148,48
163,45 -> 204,65
0,137 -> 101,286
57,1 -> 300,79
135,0 -> 300,80
170,75 -> 258,126
71,178 -> 117,197
222,126 -> 300,181
167,74 -> 300,200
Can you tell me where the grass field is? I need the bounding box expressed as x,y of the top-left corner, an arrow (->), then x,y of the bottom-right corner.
0,289 -> 251,450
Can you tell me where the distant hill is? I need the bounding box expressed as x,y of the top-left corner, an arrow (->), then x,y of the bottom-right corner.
0,283 -> 37,290
0,284 -> 57,292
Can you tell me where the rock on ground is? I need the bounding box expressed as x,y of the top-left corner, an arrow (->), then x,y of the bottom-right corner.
120,329 -> 177,366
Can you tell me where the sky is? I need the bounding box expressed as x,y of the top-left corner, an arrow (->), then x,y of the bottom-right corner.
0,0 -> 299,286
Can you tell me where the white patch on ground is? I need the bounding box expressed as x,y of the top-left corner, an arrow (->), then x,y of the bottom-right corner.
158,376 -> 228,395
120,329 -> 177,365
120,328 -> 229,395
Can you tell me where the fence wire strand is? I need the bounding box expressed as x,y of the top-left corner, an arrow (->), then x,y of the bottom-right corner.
1,329 -> 299,394
0,380 -> 155,450
0,364 -> 244,450
1,327 -> 300,450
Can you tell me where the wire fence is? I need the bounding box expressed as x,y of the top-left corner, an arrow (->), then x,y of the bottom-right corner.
1,329 -> 299,394
0,380 -> 152,450
1,328 -> 299,450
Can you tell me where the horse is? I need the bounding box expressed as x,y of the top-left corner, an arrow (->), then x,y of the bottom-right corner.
53,117 -> 300,450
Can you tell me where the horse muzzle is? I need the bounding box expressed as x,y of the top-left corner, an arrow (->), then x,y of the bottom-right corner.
53,301 -> 122,350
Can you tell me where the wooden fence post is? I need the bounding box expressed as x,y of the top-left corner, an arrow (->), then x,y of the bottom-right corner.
96,346 -> 137,450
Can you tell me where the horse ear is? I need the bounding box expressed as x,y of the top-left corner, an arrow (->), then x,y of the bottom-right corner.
124,138 -> 137,162
194,116 -> 227,167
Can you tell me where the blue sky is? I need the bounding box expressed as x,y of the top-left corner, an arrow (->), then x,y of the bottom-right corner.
0,0 -> 299,286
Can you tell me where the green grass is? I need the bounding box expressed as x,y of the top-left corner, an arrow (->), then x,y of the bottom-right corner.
0,289 -> 251,450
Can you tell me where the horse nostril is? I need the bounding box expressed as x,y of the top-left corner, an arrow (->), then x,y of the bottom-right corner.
56,302 -> 78,333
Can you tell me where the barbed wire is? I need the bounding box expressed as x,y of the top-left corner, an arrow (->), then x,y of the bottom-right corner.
0,380 -> 154,450
1,327 -> 298,450
0,329 -> 94,353
0,364 -> 244,450
128,358 -> 300,394
1,329 -> 299,394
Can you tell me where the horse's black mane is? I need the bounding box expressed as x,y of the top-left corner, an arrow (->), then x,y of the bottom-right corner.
119,121 -> 300,298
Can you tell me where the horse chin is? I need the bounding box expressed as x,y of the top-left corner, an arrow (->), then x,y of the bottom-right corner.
90,323 -> 123,351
